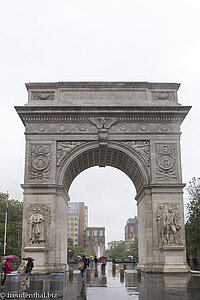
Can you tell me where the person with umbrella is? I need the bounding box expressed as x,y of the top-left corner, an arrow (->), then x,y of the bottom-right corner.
1,256 -> 17,288
99,256 -> 107,274
78,254 -> 89,286
22,257 -> 34,282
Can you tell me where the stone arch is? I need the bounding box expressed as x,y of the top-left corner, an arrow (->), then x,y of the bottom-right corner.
57,141 -> 150,194
16,81 -> 191,274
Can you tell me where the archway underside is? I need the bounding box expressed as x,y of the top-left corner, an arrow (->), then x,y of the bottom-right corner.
63,147 -> 146,193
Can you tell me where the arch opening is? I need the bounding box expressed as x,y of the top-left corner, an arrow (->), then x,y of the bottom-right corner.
59,143 -> 149,194
69,166 -> 137,246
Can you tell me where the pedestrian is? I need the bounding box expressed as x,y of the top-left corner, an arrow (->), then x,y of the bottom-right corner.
25,258 -> 34,281
90,257 -> 94,269
192,256 -> 198,268
94,256 -> 98,268
186,255 -> 190,266
78,255 -> 89,285
101,257 -> 107,274
1,259 -> 12,288
112,257 -> 116,264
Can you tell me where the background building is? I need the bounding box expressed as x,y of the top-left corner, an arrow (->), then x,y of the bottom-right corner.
85,227 -> 105,256
125,217 -> 138,241
67,202 -> 88,246
108,240 -> 124,250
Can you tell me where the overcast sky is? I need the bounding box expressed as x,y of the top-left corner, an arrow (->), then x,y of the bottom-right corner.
0,0 -> 200,245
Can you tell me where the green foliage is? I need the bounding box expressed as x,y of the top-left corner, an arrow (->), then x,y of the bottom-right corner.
0,192 -> 23,257
185,178 -> 200,257
105,236 -> 138,261
67,238 -> 95,260
130,235 -> 138,261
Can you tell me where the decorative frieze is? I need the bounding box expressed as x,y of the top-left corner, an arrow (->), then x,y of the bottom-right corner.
26,122 -> 179,134
155,144 -> 177,180
31,91 -> 55,101
57,142 -> 84,166
27,203 -> 51,247
122,141 -> 150,167
156,203 -> 182,247
29,145 -> 51,180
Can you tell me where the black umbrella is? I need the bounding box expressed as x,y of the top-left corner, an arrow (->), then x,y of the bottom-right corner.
22,257 -> 35,261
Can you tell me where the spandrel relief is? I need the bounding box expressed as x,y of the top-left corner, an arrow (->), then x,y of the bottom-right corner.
123,141 -> 150,167
156,203 -> 182,247
57,142 -> 84,166
27,204 -> 51,247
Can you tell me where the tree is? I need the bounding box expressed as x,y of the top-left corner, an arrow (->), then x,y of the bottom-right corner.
0,192 -> 23,257
130,235 -> 138,262
105,243 -> 129,259
185,177 -> 200,257
67,238 -> 95,260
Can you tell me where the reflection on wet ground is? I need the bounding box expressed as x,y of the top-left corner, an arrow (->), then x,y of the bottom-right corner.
64,262 -> 200,300
4,262 -> 200,299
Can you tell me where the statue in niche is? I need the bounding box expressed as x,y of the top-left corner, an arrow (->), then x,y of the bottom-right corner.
156,203 -> 181,246
29,207 -> 45,245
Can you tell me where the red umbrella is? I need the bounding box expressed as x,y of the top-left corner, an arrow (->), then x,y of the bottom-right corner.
3,255 -> 19,260
99,256 -> 107,261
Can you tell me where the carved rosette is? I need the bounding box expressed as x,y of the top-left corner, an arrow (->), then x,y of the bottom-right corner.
29,145 -> 51,180
155,144 -> 177,180
122,141 -> 150,167
57,142 -> 84,166
27,203 -> 51,247
31,91 -> 55,100
156,203 -> 182,248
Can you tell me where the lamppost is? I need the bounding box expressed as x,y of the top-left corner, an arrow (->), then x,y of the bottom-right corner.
127,248 -> 130,259
17,225 -> 20,259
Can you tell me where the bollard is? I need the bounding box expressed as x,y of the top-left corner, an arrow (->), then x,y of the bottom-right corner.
50,273 -> 64,298
5,273 -> 21,294
30,274 -> 43,292
120,268 -> 124,282
123,264 -> 126,270
69,268 -> 73,280
86,267 -> 90,281
112,264 -> 116,276
137,269 -> 141,278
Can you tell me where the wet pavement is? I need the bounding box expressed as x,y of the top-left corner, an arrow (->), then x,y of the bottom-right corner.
1,262 -> 200,299
65,262 -> 200,300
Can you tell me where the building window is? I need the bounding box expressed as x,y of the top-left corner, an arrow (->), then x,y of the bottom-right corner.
86,231 -> 90,237
130,225 -> 134,233
94,230 -> 98,236
99,230 -> 104,236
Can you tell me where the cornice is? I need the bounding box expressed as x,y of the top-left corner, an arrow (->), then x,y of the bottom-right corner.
15,106 -> 191,126
25,81 -> 181,90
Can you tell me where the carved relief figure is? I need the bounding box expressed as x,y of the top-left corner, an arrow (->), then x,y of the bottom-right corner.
156,203 -> 182,246
57,142 -> 83,166
27,204 -> 51,247
29,208 -> 45,245
123,141 -> 150,167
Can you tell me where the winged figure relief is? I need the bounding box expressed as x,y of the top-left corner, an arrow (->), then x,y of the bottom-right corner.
90,117 -> 118,129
